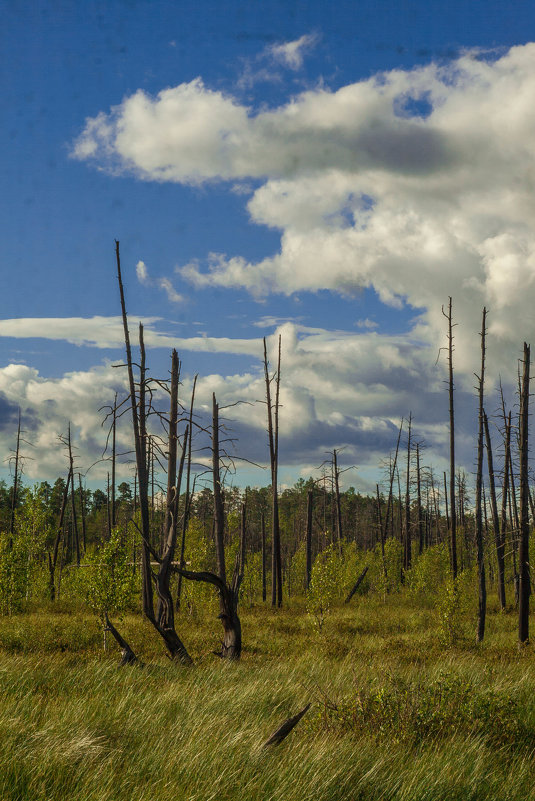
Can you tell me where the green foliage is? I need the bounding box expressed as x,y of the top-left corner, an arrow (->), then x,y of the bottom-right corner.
309,671 -> 523,748
76,529 -> 137,622
307,543 -> 341,631
435,567 -> 475,646
0,486 -> 51,614
406,542 -> 450,603
288,542 -> 307,598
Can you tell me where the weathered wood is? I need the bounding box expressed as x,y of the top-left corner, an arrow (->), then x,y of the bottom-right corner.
519,343 -> 530,644
104,612 -> 138,666
474,308 -> 487,643
484,410 -> 505,610
344,566 -> 369,603
443,298 -> 457,578
264,336 -> 282,607
262,704 -> 311,747
305,491 -> 313,590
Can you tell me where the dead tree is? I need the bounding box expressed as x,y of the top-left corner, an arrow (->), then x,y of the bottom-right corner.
483,410 -> 506,609
47,466 -> 72,601
443,298 -> 458,578
115,241 -> 191,664
333,449 -> 343,552
404,413 -> 412,573
9,409 -> 21,544
264,335 -> 282,607
518,343 -> 530,645
474,308 -> 487,643
176,375 -> 197,610
305,490 -> 313,590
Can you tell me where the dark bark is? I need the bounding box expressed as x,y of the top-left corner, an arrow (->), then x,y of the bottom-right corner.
404,413 -> 412,572
262,704 -> 310,747
104,612 -> 138,666
443,298 -> 457,578
305,491 -> 313,590
333,449 -> 343,552
261,511 -> 267,601
474,308 -> 487,643
48,466 -> 72,601
115,241 -> 153,619
9,409 -> 21,544
483,410 -> 506,610
212,394 -> 226,585
344,566 -> 369,603
519,343 -> 530,644
264,336 -> 282,607
176,375 -> 197,610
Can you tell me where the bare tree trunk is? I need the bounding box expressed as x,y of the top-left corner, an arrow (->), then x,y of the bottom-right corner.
443,298 -> 457,578
333,449 -> 343,553
519,343 -> 530,644
404,413 -> 412,573
416,443 -> 424,554
484,410 -> 506,610
261,511 -> 267,601
264,336 -> 282,607
9,409 -> 21,546
212,394 -> 226,585
474,308 -> 487,643
376,484 -> 387,582
115,241 -> 153,620
111,392 -> 117,530
176,375 -> 196,611
48,467 -> 72,601
305,490 -> 313,590
383,419 -> 403,549
78,474 -> 86,553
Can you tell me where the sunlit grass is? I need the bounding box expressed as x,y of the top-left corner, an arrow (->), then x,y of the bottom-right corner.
0,593 -> 534,800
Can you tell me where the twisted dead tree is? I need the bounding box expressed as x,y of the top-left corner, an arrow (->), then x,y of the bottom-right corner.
110,241 -> 192,665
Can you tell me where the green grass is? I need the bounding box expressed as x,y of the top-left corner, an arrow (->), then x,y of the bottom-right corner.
1,595 -> 535,800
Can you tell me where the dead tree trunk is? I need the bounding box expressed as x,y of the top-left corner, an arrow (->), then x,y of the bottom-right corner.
443,298 -> 458,578
48,467 -> 72,601
176,375 -> 197,610
416,443 -> 424,554
9,409 -> 21,546
404,413 -> 412,573
483,410 -> 506,610
333,449 -> 343,553
264,336 -> 282,607
519,343 -> 530,645
261,511 -> 267,602
305,490 -> 313,590
474,308 -> 487,643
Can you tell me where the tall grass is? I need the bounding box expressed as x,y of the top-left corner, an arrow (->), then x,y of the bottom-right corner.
0,595 -> 535,800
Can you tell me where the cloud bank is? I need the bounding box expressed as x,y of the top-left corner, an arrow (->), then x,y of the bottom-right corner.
72,44 -> 535,382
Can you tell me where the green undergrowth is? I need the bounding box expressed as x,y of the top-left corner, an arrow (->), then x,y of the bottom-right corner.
1,595 -> 535,800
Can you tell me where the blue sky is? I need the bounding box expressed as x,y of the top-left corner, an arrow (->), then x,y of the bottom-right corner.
2,0 -> 535,492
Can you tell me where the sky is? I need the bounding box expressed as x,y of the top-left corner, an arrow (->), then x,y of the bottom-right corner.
2,0 -> 535,494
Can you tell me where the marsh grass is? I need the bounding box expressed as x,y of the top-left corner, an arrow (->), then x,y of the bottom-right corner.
1,594 -> 535,800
